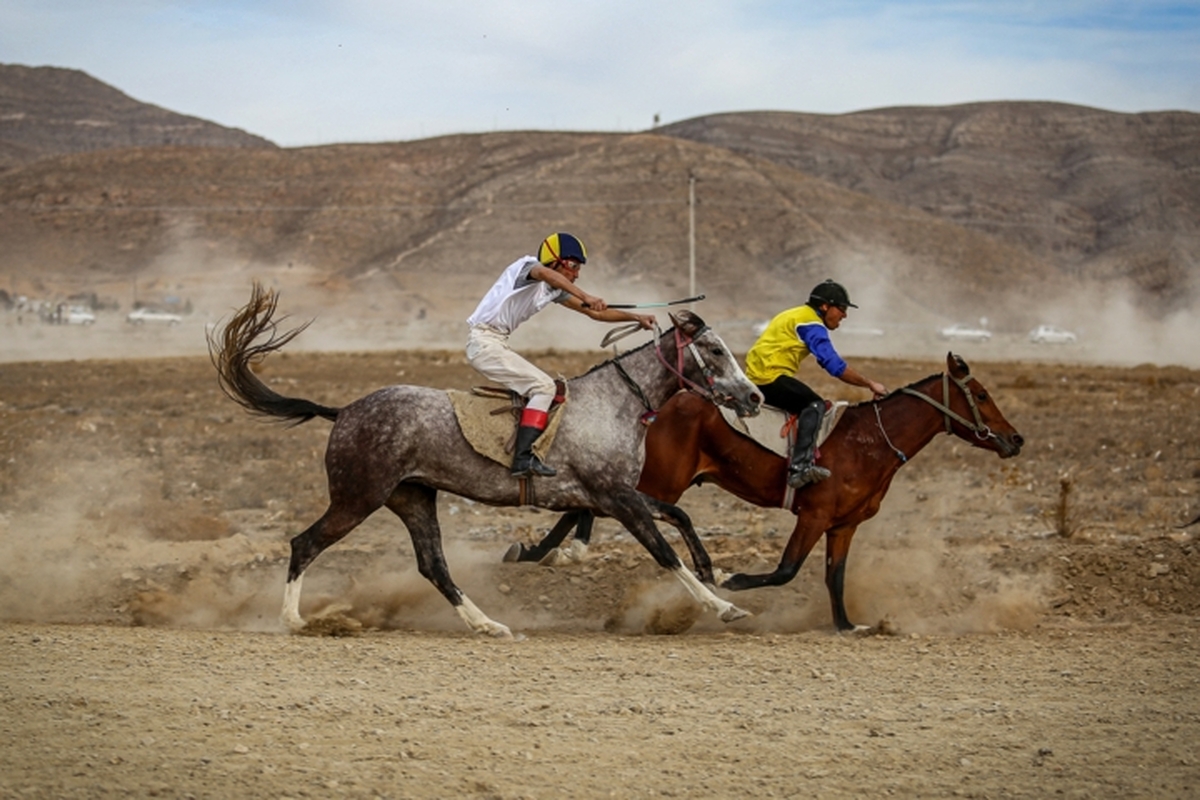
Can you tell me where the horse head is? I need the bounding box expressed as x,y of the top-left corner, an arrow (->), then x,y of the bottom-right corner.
667,310 -> 762,418
945,352 -> 1023,458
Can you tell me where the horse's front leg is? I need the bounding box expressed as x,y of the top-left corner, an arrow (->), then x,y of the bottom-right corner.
825,525 -> 867,633
720,517 -> 824,592
504,509 -> 590,563
641,495 -> 715,584
603,490 -> 748,623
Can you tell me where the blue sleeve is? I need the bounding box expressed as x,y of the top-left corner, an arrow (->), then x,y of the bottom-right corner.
797,323 -> 847,378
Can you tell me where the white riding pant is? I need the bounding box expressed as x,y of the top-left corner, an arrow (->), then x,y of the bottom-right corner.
465,326 -> 556,412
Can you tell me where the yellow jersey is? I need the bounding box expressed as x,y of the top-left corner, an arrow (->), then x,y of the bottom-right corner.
745,304 -> 846,384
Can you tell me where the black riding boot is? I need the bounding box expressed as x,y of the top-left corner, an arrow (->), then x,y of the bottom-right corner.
787,400 -> 831,488
511,425 -> 556,477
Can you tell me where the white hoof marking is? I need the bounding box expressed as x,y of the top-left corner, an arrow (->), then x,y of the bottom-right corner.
456,595 -> 513,639
671,567 -> 751,623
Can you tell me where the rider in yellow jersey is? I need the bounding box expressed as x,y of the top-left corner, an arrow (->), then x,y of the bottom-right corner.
745,280 -> 888,488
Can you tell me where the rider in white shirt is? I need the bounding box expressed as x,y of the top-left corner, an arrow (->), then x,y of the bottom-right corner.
466,233 -> 655,477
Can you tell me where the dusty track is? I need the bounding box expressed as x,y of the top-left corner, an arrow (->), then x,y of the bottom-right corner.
1,348 -> 1198,798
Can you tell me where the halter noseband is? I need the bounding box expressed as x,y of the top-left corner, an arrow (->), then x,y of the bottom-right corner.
655,322 -> 723,399
899,371 -> 993,441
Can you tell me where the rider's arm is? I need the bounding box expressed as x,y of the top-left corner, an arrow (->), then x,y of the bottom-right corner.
561,296 -> 655,328
797,323 -> 847,377
838,365 -> 888,398
798,324 -> 887,398
529,265 -> 606,311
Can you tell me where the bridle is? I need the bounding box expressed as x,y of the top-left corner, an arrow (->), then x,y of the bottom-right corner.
875,370 -> 998,462
610,321 -> 730,423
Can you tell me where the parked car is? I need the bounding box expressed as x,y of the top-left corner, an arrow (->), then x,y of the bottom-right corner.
938,323 -> 992,343
1028,324 -> 1077,344
64,306 -> 96,325
127,307 -> 183,325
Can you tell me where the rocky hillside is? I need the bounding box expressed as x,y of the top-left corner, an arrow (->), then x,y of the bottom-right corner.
0,131 -> 1064,332
0,67 -> 1195,343
0,64 -> 274,170
658,104 -> 1200,307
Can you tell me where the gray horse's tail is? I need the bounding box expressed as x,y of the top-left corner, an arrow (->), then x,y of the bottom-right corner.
208,282 -> 341,426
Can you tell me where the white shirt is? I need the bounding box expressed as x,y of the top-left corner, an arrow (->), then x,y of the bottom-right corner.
466,256 -> 567,334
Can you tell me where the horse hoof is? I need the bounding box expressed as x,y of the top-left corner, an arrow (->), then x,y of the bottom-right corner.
539,548 -> 571,567
711,567 -> 731,586
562,539 -> 589,563
485,623 -> 515,639
719,604 -> 751,623
502,543 -> 524,563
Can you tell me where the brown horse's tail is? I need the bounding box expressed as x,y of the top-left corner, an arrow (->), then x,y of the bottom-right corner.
207,282 -> 341,426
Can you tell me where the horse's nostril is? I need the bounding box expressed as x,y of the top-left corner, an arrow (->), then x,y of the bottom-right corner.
1013,434 -> 1025,447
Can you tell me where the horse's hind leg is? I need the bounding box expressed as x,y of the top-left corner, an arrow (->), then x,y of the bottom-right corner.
385,483 -> 513,639
641,496 -> 715,584
282,504 -> 375,631
505,510 -> 589,563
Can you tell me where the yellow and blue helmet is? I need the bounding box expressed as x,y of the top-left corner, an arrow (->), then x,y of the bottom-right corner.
538,232 -> 588,266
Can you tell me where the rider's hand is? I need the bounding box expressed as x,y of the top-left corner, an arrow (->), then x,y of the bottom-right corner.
581,293 -> 607,312
870,380 -> 888,398
636,314 -> 656,329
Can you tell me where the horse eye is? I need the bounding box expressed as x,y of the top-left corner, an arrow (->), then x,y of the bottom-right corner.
976,391 -> 988,401
710,346 -> 725,358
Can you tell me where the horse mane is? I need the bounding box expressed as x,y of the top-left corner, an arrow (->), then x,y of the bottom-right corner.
573,331 -> 660,380
844,371 -> 944,410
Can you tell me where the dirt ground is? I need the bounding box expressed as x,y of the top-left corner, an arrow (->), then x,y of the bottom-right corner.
1,344 -> 1199,798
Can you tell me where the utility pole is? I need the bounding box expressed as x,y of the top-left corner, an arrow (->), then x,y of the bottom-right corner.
688,172 -> 696,305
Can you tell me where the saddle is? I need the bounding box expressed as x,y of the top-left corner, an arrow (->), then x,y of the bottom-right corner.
718,400 -> 848,459
719,400 -> 847,509
448,380 -> 567,468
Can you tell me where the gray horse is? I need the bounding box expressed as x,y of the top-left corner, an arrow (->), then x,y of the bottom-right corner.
210,283 -> 762,638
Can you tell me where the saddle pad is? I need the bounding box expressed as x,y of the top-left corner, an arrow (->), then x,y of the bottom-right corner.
718,401 -> 848,458
447,387 -> 565,468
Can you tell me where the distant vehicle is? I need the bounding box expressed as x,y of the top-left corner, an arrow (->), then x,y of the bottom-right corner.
56,305 -> 95,325
1028,324 -> 1077,344
939,323 -> 992,343
127,307 -> 183,325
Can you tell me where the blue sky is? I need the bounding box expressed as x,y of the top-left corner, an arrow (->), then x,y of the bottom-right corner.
3,1 -> 1198,147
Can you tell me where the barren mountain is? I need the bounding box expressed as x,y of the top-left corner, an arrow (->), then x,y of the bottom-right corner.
0,64 -> 274,170
658,104 -> 1200,306
1,67 -> 1196,358
0,131 -> 1063,333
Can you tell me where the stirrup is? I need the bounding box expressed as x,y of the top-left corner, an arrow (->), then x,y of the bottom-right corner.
787,464 -> 830,488
512,456 -> 556,478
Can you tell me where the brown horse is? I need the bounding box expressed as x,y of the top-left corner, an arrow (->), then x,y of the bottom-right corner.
509,353 -> 1024,631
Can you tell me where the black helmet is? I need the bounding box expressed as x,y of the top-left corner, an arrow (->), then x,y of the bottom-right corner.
808,279 -> 857,310
538,233 -> 588,266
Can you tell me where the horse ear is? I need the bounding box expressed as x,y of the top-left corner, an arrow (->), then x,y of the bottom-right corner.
947,352 -> 970,377
669,310 -> 706,336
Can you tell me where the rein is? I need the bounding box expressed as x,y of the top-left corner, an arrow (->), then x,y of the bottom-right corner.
875,371 -> 997,461
608,322 -> 727,423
